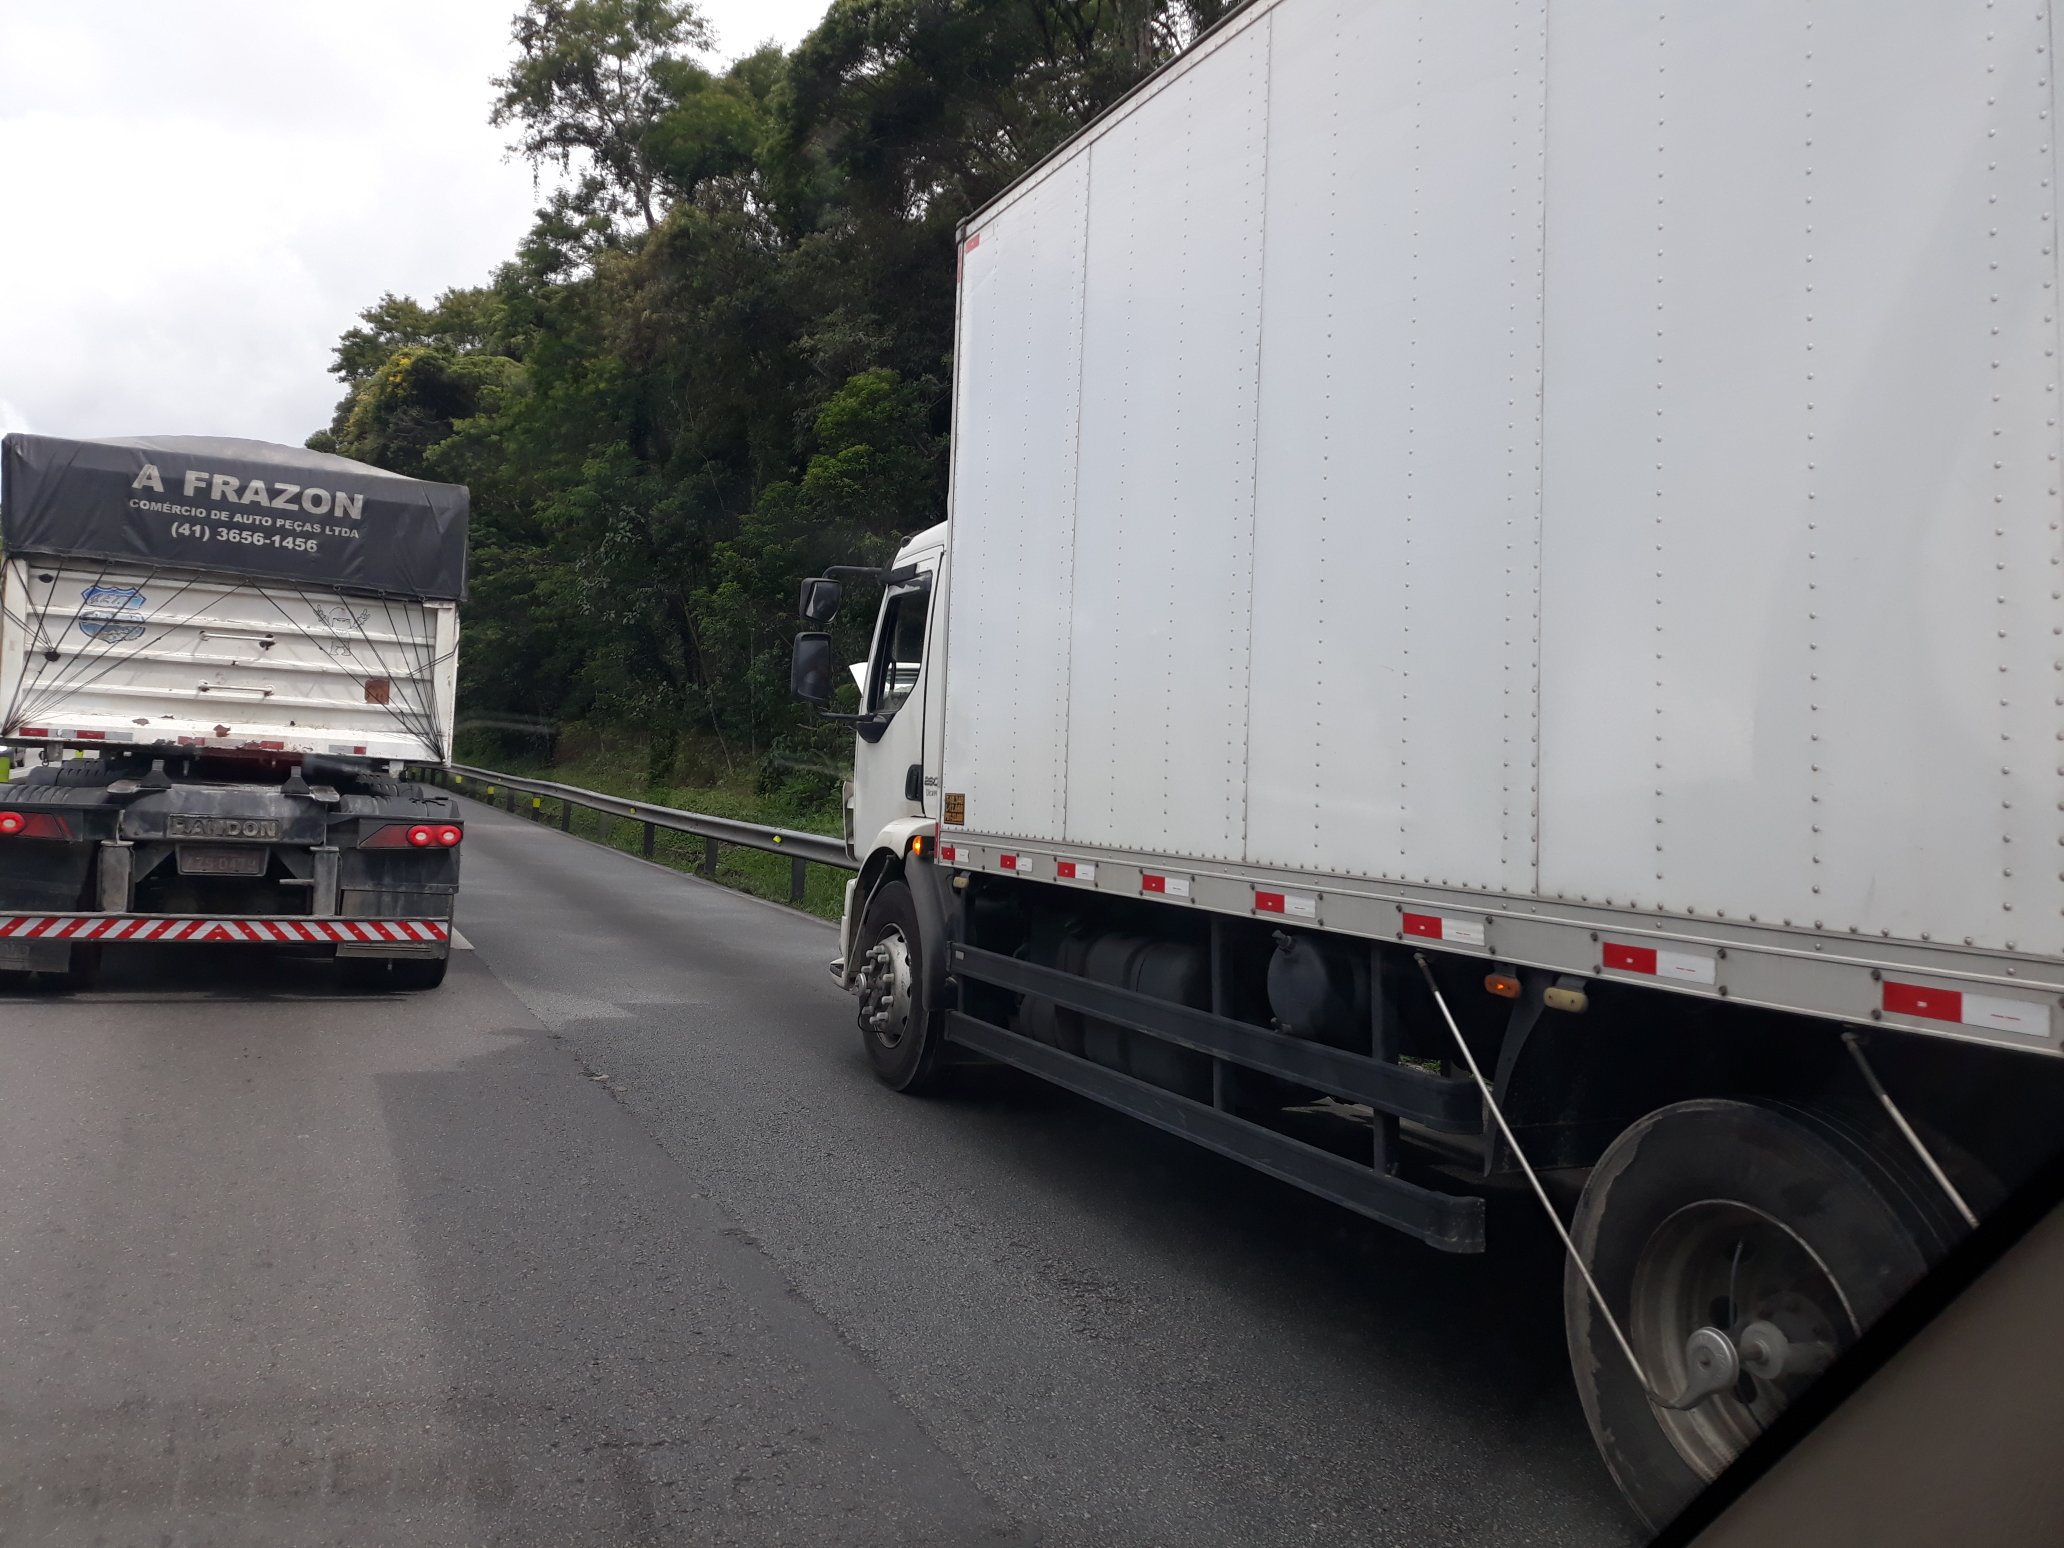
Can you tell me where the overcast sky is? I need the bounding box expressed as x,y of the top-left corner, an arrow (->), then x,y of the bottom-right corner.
0,0 -> 828,448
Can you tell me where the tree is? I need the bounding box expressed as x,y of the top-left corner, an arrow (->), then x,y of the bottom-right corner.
321,0 -> 1221,775
492,0 -> 712,231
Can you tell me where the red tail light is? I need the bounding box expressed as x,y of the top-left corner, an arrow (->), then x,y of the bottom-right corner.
0,811 -> 73,839
360,821 -> 461,851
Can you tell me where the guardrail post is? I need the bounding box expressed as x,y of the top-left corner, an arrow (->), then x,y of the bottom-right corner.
560,798 -> 574,833
702,836 -> 719,878
790,856 -> 808,905
642,821 -> 656,858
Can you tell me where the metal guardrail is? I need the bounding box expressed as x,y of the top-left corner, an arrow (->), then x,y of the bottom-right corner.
420,762 -> 855,905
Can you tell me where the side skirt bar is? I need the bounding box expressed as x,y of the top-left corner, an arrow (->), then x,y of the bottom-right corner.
943,1010 -> 1486,1253
948,942 -> 1480,1132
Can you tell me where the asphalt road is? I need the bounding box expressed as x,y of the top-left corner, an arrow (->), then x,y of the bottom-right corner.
0,801 -> 1640,1547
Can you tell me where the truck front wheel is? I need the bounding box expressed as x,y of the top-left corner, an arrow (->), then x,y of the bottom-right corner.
852,879 -> 948,1094
1565,1098 -> 1956,1530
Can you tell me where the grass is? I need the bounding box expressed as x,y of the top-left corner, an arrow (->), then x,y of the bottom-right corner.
444,739 -> 849,922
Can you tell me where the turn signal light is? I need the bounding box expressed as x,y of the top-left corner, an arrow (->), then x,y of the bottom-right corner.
1484,973 -> 1522,999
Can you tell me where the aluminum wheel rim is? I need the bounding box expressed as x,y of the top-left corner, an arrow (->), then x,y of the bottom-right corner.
1629,1200 -> 1857,1481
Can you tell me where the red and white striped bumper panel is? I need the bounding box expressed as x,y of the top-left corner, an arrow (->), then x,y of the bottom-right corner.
0,916 -> 450,945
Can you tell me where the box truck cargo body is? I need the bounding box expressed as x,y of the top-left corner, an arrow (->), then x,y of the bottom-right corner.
0,434 -> 468,990
793,0 -> 2064,1526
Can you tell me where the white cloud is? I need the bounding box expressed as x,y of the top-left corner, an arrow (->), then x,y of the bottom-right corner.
701,0 -> 829,60
0,0 -> 829,451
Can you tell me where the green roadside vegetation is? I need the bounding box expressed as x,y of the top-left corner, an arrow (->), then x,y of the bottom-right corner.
448,730 -> 847,920
314,1 -> 1228,844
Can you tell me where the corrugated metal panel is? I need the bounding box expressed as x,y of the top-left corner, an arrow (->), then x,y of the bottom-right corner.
0,559 -> 455,763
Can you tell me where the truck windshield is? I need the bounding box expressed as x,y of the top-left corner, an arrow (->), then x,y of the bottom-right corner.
868,582 -> 929,717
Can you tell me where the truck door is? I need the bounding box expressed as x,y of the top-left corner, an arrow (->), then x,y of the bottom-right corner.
850,557 -> 938,852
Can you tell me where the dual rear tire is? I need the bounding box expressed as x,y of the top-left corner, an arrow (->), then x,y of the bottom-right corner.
1566,1098 -> 1967,1530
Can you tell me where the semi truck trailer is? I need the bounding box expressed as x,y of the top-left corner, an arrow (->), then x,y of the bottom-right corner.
791,0 -> 2064,1528
0,433 -> 467,991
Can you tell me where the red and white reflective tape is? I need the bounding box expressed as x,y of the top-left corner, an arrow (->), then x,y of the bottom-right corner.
1055,859 -> 1097,883
1140,872 -> 1192,900
1254,888 -> 1317,920
939,843 -> 958,864
1602,940 -> 1716,985
0,916 -> 449,945
1883,980 -> 2049,1038
997,852 -> 1034,876
1401,911 -> 1486,947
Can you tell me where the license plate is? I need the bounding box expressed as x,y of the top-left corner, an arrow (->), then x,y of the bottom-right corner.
168,815 -> 279,840
177,845 -> 268,877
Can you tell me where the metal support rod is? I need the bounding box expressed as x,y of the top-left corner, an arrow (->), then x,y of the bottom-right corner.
1209,917 -> 1231,1112
1842,1032 -> 1980,1230
559,798 -> 573,833
790,856 -> 808,904
702,836 -> 720,878
1370,944 -> 1402,1174
642,821 -> 656,858
1411,952 -> 1707,1410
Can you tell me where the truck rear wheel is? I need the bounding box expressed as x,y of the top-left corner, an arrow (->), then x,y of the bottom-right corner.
0,944 -> 99,994
1565,1099 -> 1954,1530
853,879 -> 948,1093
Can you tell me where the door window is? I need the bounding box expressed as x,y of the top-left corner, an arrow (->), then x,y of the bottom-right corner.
867,581 -> 929,718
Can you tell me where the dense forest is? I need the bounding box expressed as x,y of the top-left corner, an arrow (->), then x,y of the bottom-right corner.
309,0 -> 1231,795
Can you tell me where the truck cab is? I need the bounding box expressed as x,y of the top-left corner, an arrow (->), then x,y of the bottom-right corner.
795,523 -> 948,1004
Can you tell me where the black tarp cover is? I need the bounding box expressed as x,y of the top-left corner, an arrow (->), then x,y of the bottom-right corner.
0,433 -> 468,601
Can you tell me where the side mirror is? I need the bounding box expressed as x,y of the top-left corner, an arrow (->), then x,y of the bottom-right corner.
798,576 -> 843,625
790,631 -> 835,708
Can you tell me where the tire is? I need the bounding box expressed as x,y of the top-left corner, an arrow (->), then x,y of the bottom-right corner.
340,952 -> 450,992
851,879 -> 948,1093
0,945 -> 99,994
1565,1099 -> 1958,1531
56,942 -> 101,991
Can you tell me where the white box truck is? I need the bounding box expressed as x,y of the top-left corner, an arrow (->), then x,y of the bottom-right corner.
0,434 -> 466,990
790,0 -> 2064,1526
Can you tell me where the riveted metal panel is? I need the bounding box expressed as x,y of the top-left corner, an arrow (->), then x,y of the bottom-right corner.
1539,1 -> 2064,951
938,0 -> 2064,1014
942,158 -> 1090,841
1248,0 -> 1545,892
1063,22 -> 1269,859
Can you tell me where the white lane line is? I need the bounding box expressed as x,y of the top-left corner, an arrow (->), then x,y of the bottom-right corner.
451,931 -> 474,951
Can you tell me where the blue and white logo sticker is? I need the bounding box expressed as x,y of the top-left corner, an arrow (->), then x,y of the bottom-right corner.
77,584 -> 147,642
